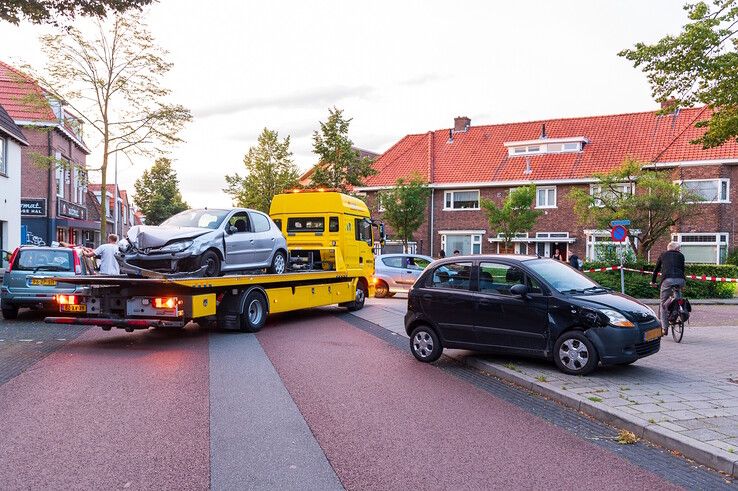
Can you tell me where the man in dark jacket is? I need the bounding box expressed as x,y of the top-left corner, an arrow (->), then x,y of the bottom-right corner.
651,241 -> 686,334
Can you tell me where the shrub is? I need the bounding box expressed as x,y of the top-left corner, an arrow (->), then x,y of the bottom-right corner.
582,261 -> 737,299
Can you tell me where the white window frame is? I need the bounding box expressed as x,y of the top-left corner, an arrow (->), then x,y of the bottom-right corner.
535,186 -> 557,208
55,163 -> 65,197
590,183 -> 634,207
440,232 -> 483,255
443,190 -> 480,211
584,229 -> 638,262
0,136 -> 7,176
676,178 -> 730,204
672,232 -> 729,264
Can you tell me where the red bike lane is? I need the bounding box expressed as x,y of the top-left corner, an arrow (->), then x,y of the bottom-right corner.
0,326 -> 210,489
257,313 -> 678,490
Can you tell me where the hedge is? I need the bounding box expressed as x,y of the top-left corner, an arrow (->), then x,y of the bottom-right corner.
582,261 -> 738,299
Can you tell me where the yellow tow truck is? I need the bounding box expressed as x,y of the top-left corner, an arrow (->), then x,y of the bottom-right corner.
44,190 -> 384,333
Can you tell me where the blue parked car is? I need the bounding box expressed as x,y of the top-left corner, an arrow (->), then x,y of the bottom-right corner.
1,245 -> 94,319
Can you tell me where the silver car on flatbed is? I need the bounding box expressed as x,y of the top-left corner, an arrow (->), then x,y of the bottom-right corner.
121,208 -> 288,277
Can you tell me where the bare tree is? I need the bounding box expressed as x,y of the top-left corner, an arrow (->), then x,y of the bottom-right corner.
32,12 -> 191,234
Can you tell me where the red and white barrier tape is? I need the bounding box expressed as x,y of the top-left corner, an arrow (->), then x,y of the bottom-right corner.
582,265 -> 738,283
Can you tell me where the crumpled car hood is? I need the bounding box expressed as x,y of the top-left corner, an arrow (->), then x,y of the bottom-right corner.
126,225 -> 212,249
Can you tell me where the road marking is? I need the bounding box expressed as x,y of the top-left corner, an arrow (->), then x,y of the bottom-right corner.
18,339 -> 33,342
36,341 -> 43,344
56,338 -> 67,341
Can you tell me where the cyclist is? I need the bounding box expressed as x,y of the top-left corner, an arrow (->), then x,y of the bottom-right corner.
651,241 -> 686,334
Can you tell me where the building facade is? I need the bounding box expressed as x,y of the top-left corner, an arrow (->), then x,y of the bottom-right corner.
0,103 -> 28,269
357,107 -> 738,264
0,60 -> 94,247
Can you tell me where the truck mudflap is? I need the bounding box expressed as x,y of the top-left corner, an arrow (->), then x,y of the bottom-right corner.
44,317 -> 185,330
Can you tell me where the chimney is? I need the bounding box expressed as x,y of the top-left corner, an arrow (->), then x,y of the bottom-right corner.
540,123 -> 547,139
660,97 -> 677,112
453,116 -> 471,133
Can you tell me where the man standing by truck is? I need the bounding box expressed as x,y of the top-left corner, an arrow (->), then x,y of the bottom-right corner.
84,234 -> 121,275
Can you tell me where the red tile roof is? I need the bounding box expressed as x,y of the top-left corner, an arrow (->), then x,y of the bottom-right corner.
0,60 -> 89,153
0,60 -> 57,121
362,107 -> 736,187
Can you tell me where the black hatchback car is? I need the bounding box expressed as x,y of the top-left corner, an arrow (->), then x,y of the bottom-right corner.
404,255 -> 662,375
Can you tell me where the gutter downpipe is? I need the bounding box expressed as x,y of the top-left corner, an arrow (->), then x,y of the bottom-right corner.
428,131 -> 434,257
47,130 -> 54,243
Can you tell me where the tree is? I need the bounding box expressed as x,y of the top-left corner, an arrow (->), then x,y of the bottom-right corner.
0,0 -> 152,25
482,186 -> 542,253
569,159 -> 701,259
224,128 -> 299,213
311,107 -> 376,193
619,0 -> 738,148
379,174 -> 430,250
133,158 -> 188,225
32,12 -> 191,235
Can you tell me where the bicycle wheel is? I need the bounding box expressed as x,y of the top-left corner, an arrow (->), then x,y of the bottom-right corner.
671,319 -> 684,343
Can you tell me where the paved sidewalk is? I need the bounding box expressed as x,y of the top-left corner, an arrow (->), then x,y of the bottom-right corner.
355,298 -> 738,477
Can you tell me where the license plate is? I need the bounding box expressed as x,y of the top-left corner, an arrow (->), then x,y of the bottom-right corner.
31,278 -> 57,286
644,328 -> 662,342
60,304 -> 86,313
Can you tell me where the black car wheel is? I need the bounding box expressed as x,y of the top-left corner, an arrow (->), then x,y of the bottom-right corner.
269,250 -> 287,274
239,290 -> 268,333
374,281 -> 389,298
199,250 -> 221,277
553,331 -> 599,375
410,325 -> 443,362
1,305 -> 19,320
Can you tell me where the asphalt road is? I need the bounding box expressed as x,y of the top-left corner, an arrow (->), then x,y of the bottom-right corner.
0,309 -> 734,489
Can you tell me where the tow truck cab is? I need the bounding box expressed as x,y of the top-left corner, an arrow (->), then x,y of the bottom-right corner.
269,190 -> 383,298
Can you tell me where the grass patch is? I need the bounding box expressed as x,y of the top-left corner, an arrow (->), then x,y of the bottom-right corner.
619,386 -> 630,391
648,418 -> 656,424
503,362 -> 521,373
588,396 -> 603,403
617,430 -> 639,445
729,447 -> 735,454
535,375 -> 548,383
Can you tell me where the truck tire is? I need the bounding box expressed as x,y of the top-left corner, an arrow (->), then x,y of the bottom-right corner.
346,281 -> 367,311
239,290 -> 268,333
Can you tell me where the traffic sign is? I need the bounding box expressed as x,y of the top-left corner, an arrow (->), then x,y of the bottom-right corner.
610,225 -> 628,242
610,219 -> 631,227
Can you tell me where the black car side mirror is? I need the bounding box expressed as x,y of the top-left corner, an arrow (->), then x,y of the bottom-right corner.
227,225 -> 237,235
510,283 -> 529,297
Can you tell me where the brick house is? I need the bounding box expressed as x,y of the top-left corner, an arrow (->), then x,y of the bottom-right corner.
356,106 -> 738,264
0,60 -> 94,247
0,102 -> 28,267
87,184 -> 136,239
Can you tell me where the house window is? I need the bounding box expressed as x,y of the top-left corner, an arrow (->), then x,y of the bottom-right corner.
377,194 -> 386,213
0,136 -> 7,176
508,140 -> 583,156
679,179 -> 729,203
585,230 -> 637,262
444,190 -> 480,210
672,233 -> 729,264
536,186 -> 556,208
55,163 -> 65,197
441,233 -> 482,255
512,145 -> 542,155
590,183 -> 633,207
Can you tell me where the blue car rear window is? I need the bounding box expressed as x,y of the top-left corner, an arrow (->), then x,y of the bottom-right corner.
14,249 -> 73,272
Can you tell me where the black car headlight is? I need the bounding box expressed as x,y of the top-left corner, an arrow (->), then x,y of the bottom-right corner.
599,308 -> 635,328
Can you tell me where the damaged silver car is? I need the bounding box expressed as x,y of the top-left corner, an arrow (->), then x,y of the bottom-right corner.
120,208 -> 288,277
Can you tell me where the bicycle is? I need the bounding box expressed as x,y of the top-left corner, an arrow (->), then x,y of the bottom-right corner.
664,285 -> 690,343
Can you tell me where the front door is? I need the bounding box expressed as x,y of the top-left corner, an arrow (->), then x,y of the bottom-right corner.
416,261 -> 477,345
223,212 -> 254,268
476,262 -> 549,351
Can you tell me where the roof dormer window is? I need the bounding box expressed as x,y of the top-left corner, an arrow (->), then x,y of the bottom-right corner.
505,137 -> 587,157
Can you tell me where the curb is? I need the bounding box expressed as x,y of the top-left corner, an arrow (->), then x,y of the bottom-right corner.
637,298 -> 738,305
450,353 -> 738,478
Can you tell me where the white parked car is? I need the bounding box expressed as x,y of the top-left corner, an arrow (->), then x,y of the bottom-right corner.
373,253 -> 433,298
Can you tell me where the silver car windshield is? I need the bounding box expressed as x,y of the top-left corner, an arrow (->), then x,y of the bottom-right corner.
160,209 -> 230,229
524,258 -> 600,293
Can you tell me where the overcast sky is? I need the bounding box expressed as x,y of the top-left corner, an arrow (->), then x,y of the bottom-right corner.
0,0 -> 687,208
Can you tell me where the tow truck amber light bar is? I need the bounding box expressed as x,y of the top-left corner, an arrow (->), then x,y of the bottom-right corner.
56,294 -> 78,305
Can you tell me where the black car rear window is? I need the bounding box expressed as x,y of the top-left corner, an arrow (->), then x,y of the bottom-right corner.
14,249 -> 73,272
